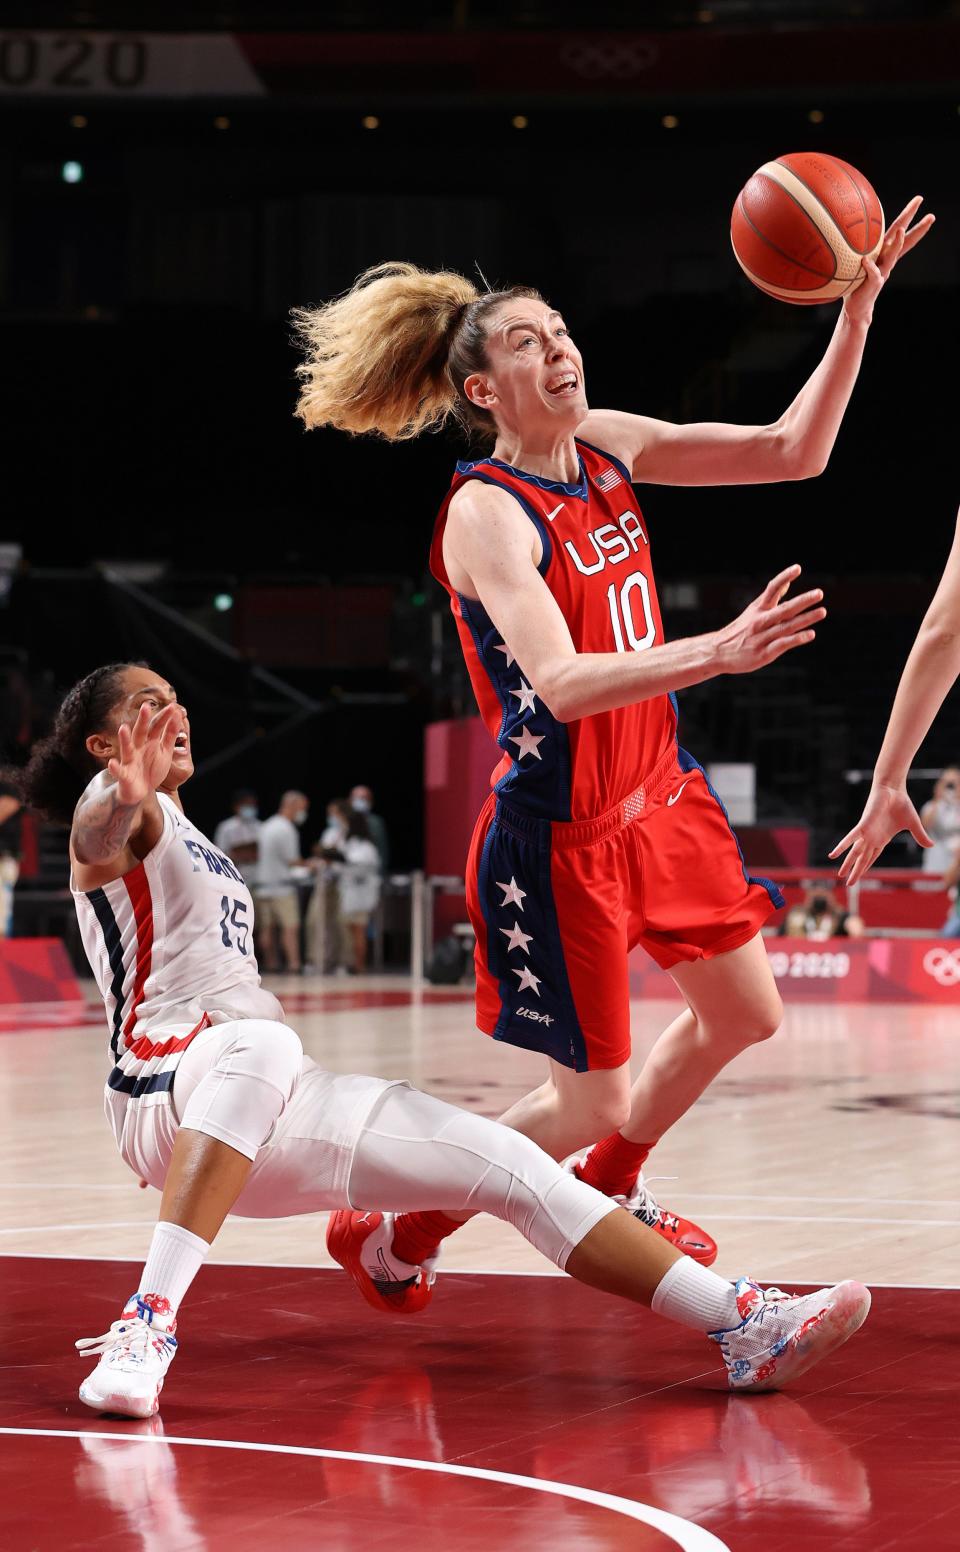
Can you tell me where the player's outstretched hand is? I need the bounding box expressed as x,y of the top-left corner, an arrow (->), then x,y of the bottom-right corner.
829,783 -> 933,885
715,564 -> 826,675
107,703 -> 180,807
844,196 -> 935,324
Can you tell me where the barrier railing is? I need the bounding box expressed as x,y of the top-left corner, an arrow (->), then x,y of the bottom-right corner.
772,866 -> 951,936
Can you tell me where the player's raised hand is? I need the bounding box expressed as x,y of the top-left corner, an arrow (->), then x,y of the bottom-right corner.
107,703 -> 180,807
714,564 -> 826,675
844,196 -> 935,323
829,782 -> 933,885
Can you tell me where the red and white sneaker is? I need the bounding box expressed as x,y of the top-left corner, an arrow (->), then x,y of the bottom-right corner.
711,1276 -> 871,1392
566,1151 -> 718,1266
621,1173 -> 718,1266
76,1293 -> 178,1419
327,1210 -> 437,1316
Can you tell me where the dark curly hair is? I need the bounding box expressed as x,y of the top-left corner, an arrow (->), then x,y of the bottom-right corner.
1,663 -> 145,826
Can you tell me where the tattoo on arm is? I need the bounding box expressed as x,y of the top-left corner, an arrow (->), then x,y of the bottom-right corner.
73,785 -> 142,864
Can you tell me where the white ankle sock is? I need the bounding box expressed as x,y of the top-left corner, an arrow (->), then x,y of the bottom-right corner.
651,1257 -> 741,1334
139,1222 -> 210,1315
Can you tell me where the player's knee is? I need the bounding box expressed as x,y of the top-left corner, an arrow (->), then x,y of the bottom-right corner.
226,1021 -> 303,1096
746,993 -> 783,1044
575,1091 -> 631,1139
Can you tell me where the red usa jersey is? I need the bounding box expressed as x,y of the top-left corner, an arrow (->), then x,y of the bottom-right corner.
430,438 -> 678,822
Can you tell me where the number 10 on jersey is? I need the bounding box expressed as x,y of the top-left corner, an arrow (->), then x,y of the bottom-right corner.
607,571 -> 656,652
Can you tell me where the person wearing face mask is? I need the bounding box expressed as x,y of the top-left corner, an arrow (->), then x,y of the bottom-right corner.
255,790 -> 309,973
919,767 -> 960,876
306,798 -> 350,973
349,784 -> 389,872
214,790 -> 261,890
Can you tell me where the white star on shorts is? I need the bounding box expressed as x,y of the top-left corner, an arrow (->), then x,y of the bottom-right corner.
508,726 -> 545,762
500,921 -> 533,954
512,965 -> 542,996
509,680 -> 537,715
494,641 -> 516,668
496,877 -> 526,909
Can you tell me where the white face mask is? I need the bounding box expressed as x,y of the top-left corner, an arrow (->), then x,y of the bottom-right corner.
351,797 -> 371,813
238,805 -> 258,821
293,810 -> 307,827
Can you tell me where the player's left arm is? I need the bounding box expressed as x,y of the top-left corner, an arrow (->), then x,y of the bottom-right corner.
582,197 -> 933,487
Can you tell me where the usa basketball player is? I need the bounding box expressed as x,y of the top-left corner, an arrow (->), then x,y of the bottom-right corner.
831,506 -> 960,882
4,662 -> 872,1415
293,194 -> 931,1282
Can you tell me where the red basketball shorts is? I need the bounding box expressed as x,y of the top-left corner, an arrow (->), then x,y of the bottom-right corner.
465,745 -> 784,1072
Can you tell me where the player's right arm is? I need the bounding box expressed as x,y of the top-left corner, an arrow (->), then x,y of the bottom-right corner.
831,509 -> 960,883
444,483 -> 826,723
71,703 -> 178,882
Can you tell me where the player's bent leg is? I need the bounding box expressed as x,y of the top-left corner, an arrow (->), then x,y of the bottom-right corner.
623,933 -> 782,1148
496,1058 -> 633,1161
337,1084 -> 870,1389
336,1083 -> 622,1314
78,1019 -> 304,1418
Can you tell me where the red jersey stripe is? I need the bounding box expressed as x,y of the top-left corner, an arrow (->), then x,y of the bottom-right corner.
122,863 -> 155,1044
126,1011 -> 211,1064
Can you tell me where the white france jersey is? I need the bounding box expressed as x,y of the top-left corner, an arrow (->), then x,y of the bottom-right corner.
72,781 -> 284,1104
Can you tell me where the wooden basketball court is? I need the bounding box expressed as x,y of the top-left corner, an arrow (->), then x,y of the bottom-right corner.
2,977 -> 958,1549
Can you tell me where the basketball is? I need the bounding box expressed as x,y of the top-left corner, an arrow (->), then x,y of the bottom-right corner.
731,152 -> 885,304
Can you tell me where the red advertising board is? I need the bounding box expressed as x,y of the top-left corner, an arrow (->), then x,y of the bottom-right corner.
629,938 -> 960,1005
0,938 -> 86,1031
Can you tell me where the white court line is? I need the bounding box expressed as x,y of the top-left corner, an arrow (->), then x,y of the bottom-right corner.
679,1213 -> 960,1228
0,1428 -> 729,1552
3,1210 -> 957,1238
673,1193 -> 960,1210
1,1250 -> 958,1290
0,1184 -> 139,1191
3,1185 -> 957,1210
0,1222 -> 150,1236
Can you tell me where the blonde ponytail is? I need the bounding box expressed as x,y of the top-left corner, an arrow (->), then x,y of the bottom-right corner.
293,261 -> 479,442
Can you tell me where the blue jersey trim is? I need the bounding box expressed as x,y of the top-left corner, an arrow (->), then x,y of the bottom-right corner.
575,439 -> 633,487
457,587 -> 573,820
676,746 -> 786,911
455,470 -> 553,576
88,886 -> 126,1060
457,454 -> 588,504
457,590 -> 512,748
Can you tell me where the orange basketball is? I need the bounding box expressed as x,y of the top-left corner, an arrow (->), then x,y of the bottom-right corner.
731,152 -> 885,304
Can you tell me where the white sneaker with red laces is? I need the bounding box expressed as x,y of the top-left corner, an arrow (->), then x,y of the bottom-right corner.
76,1293 -> 178,1418
712,1276 -> 871,1392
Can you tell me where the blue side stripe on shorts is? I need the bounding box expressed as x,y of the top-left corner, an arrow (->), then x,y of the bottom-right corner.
676,746 -> 785,910
479,805 -> 589,1072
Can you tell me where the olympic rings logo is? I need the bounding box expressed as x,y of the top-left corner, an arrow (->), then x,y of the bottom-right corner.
560,40 -> 659,79
922,947 -> 960,987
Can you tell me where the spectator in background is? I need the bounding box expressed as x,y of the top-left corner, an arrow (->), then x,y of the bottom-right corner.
0,778 -> 22,937
920,766 -> 960,875
305,798 -> 349,974
256,790 -> 309,973
338,808 -> 382,975
942,854 -> 960,938
782,887 -> 864,941
349,784 -> 389,871
214,789 -> 261,887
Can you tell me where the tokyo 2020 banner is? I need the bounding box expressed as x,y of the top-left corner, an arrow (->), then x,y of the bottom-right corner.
629,938 -> 960,1004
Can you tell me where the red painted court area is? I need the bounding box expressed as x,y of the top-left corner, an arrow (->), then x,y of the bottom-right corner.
2,1257 -> 958,1551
